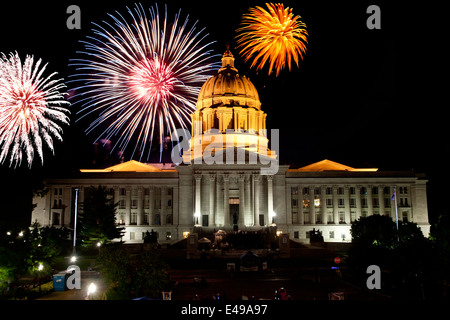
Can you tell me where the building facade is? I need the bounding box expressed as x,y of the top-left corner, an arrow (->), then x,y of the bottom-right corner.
31,50 -> 430,244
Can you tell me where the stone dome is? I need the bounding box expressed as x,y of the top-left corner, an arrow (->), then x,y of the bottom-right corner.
196,48 -> 261,110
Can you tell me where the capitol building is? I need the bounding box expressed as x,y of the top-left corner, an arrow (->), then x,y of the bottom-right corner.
31,50 -> 430,244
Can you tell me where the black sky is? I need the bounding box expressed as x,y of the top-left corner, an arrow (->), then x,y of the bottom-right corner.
0,1 -> 444,226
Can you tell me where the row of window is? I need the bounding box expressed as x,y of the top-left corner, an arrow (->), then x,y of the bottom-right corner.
292,197 -> 410,209
291,211 -> 410,225
118,213 -> 173,225
118,199 -> 172,209
291,186 -> 409,196
118,187 -> 173,196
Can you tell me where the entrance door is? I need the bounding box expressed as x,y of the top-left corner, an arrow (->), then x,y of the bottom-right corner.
229,197 -> 240,227
259,214 -> 265,226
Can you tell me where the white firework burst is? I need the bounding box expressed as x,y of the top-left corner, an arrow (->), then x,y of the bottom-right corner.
0,52 -> 70,168
70,3 -> 220,162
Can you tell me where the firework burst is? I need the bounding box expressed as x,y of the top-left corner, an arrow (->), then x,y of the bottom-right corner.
0,52 -> 70,168
235,3 -> 308,76
70,3 -> 219,162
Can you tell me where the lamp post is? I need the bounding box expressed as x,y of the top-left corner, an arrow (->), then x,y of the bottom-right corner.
73,188 -> 79,254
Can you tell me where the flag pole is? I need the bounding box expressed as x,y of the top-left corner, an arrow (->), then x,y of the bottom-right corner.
393,185 -> 399,231
73,188 -> 79,254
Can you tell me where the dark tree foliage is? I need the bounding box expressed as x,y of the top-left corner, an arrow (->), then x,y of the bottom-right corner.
97,244 -> 170,300
79,186 -> 124,249
348,215 -> 433,298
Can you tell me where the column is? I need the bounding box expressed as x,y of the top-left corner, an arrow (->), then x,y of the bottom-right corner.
113,186 -> 120,223
267,175 -> 274,224
320,186 -> 326,224
216,176 -> 222,227
149,186 -> 155,225
125,187 -> 131,225
379,185 -> 385,216
161,186 -> 167,225
367,185 -> 373,216
245,175 -> 251,226
333,185 -> 339,224
209,174 -> 216,227
310,185 -> 316,225
195,174 -> 202,225
253,174 -> 260,226
173,186 -> 179,226
239,174 -> 245,226
344,185 -> 351,223
356,185 -> 362,220
223,173 -> 230,226
298,186 -> 304,225
137,187 -> 144,225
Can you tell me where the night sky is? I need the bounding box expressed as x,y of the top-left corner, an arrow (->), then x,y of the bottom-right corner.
0,1 -> 444,227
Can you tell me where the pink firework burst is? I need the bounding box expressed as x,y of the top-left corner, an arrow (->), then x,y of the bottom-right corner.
0,52 -> 70,168
128,57 -> 176,103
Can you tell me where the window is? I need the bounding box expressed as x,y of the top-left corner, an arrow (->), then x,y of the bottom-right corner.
292,199 -> 298,207
119,200 -> 125,209
166,214 -> 173,224
326,187 -> 332,195
168,188 -> 172,196
59,188 -> 63,195
350,187 -> 355,195
120,188 -> 126,196
384,198 -> 391,208
131,199 -> 138,208
326,199 -> 333,208
361,198 -> 368,208
130,232 -> 135,240
338,199 -> 345,208
291,187 -> 298,195
337,187 -> 344,195
384,186 -> 390,194
302,199 -> 310,208
329,231 -> 335,239
302,187 -> 309,195
294,231 -> 299,239
314,187 -> 320,195
402,211 -> 408,222
314,199 -> 321,207
339,212 -> 345,223
373,198 -> 379,208
166,232 -> 172,240
372,187 -> 378,195
360,187 -> 367,195
168,199 -> 172,207
350,199 -> 356,208
229,198 -> 240,204
130,212 -> 137,225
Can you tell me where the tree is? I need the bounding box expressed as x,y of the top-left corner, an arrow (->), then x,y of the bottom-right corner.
97,244 -> 170,300
0,222 -> 69,292
79,186 -> 124,249
348,215 -> 432,298
429,212 -> 450,297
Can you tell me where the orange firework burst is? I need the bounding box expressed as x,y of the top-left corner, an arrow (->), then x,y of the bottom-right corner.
236,3 -> 308,76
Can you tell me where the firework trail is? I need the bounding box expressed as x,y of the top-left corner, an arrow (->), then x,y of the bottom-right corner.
70,3 -> 219,162
0,52 -> 70,168
235,3 -> 308,76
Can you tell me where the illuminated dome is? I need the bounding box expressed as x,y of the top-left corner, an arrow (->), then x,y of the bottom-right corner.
184,47 -> 276,164
196,48 -> 261,110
